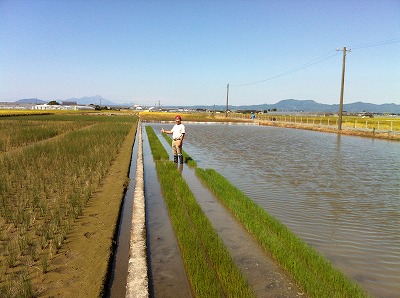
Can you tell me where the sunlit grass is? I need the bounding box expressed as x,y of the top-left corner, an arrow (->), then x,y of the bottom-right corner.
140,111 -> 241,122
0,119 -> 92,152
341,116 -> 400,131
0,114 -> 137,296
0,110 -> 53,117
241,113 -> 400,131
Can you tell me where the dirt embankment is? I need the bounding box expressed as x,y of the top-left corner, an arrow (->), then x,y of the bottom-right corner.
257,120 -> 400,141
36,124 -> 137,297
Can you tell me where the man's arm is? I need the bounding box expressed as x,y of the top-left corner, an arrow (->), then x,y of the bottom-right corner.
177,133 -> 184,147
161,128 -> 172,134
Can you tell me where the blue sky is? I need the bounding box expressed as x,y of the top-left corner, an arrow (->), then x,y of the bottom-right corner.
1,0 -> 399,106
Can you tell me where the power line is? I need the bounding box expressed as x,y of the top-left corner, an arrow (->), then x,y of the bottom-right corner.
230,38 -> 399,87
231,50 -> 339,87
351,38 -> 400,50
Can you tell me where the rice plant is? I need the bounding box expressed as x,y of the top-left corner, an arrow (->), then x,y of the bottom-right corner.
161,132 -> 197,167
0,114 -> 137,292
146,126 -> 253,297
196,168 -> 369,298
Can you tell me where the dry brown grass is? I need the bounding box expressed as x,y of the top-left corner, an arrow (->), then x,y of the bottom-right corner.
139,111 -> 243,122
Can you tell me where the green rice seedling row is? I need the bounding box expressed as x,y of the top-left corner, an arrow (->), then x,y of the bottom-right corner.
195,168 -> 369,298
161,132 -> 197,167
146,126 -> 253,297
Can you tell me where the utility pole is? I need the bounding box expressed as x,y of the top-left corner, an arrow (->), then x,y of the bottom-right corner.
337,47 -> 350,131
225,83 -> 229,118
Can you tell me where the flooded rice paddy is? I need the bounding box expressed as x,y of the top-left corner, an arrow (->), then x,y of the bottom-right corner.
150,122 -> 399,298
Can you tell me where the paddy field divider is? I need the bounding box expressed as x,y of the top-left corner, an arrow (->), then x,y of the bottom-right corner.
147,125 -> 369,298
195,169 -> 369,298
145,126 -> 253,297
126,123 -> 148,297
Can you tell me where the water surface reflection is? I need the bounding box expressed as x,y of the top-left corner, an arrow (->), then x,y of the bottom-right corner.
152,123 -> 400,298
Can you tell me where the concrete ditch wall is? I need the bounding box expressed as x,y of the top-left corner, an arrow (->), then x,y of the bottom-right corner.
126,123 -> 149,298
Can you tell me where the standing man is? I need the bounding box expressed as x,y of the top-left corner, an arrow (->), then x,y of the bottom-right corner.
161,115 -> 185,163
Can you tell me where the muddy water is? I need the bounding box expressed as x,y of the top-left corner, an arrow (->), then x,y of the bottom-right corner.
182,167 -> 304,297
154,127 -> 304,296
107,129 -> 139,298
150,122 -> 400,298
142,128 -> 192,297
107,126 -> 191,297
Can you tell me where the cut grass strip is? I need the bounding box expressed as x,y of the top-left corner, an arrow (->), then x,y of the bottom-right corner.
196,168 -> 369,298
146,126 -> 253,297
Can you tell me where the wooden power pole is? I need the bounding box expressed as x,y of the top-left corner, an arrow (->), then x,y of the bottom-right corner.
337,47 -> 350,131
225,83 -> 229,118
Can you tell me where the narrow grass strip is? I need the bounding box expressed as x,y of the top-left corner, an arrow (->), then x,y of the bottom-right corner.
161,132 -> 197,167
145,126 -> 169,161
196,168 -> 369,298
146,126 -> 253,297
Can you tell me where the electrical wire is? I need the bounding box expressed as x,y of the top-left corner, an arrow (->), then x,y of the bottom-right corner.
230,38 -> 399,87
351,38 -> 400,50
231,50 -> 339,87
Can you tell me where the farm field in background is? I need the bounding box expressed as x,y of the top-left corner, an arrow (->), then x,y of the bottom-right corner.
0,110 -> 53,117
140,111 -> 400,140
232,113 -> 400,131
0,113 -> 137,297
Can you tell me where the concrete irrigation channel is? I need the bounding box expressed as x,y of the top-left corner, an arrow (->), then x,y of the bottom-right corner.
116,123 -> 304,297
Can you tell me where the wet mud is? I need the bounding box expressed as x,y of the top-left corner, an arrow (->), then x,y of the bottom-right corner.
107,128 -> 139,297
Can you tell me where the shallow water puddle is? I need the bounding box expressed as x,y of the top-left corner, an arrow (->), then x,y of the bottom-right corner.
142,128 -> 192,297
182,167 -> 303,297
153,126 -> 303,297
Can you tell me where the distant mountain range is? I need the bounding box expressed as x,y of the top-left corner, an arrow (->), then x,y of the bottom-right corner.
64,95 -> 123,106
218,99 -> 400,114
13,96 -> 128,106
15,98 -> 47,104
191,99 -> 400,114
10,96 -> 400,114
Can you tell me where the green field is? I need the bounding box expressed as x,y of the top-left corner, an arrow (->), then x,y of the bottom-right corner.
0,114 -> 136,297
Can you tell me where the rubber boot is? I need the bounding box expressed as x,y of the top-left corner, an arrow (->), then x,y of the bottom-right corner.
174,155 -> 178,163
179,155 -> 183,164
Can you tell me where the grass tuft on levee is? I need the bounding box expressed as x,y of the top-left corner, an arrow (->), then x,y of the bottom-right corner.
146,126 -> 253,297
196,168 -> 369,298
